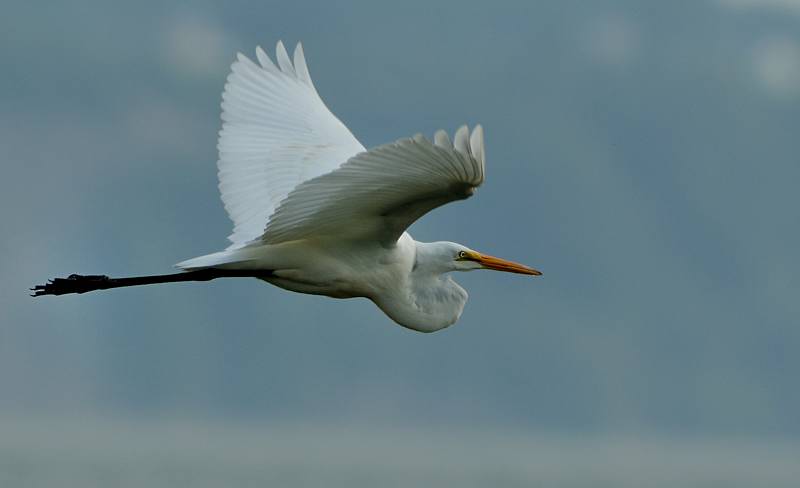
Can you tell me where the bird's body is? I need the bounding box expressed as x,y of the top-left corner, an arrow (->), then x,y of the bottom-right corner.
196,233 -> 418,301
183,233 -> 469,332
33,41 -> 541,332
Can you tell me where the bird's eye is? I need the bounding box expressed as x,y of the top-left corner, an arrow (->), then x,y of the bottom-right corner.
458,251 -> 467,259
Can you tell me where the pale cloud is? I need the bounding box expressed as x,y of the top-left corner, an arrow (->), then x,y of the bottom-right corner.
584,13 -> 641,68
162,15 -> 236,78
751,36 -> 800,98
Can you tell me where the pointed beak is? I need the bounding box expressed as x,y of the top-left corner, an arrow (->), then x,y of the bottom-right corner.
472,252 -> 542,276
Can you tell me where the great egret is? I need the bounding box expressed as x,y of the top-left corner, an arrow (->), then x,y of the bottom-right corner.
32,41 -> 541,332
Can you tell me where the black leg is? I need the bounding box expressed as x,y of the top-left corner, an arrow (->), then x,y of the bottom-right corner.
30,269 -> 273,297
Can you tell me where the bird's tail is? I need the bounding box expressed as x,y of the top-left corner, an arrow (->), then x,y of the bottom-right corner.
176,250 -> 259,270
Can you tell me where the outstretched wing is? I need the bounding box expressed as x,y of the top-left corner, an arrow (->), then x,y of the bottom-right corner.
261,125 -> 485,246
218,42 -> 365,249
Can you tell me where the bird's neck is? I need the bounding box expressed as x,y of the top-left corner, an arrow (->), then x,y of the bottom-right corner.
413,240 -> 456,275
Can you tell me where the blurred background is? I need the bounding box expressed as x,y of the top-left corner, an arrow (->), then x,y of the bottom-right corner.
2,0 -> 799,486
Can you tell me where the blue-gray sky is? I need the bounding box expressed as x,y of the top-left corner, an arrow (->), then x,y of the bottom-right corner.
2,0 -> 799,443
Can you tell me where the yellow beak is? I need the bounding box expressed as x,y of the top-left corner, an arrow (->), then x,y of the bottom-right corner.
470,251 -> 542,276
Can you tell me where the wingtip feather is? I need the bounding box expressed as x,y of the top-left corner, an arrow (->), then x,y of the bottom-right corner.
293,42 -> 313,87
255,45 -> 280,74
275,40 -> 296,75
469,124 -> 485,166
453,125 -> 471,155
434,129 -> 452,149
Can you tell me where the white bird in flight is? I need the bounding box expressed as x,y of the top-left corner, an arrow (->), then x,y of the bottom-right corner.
32,41 -> 541,332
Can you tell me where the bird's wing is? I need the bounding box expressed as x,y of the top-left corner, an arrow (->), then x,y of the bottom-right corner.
218,42 -> 365,249
261,125 -> 485,246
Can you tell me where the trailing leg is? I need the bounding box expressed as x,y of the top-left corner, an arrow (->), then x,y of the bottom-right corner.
30,269 -> 272,296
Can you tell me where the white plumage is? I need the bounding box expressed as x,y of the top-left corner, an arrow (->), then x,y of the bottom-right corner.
177,42 -> 540,332
218,41 -> 364,248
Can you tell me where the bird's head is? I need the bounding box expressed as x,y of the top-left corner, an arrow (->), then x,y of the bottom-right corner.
417,241 -> 541,276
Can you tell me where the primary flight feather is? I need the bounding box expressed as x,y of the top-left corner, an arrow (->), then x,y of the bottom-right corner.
32,41 -> 541,333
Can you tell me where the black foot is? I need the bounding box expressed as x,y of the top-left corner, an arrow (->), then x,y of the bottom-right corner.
30,274 -> 112,296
